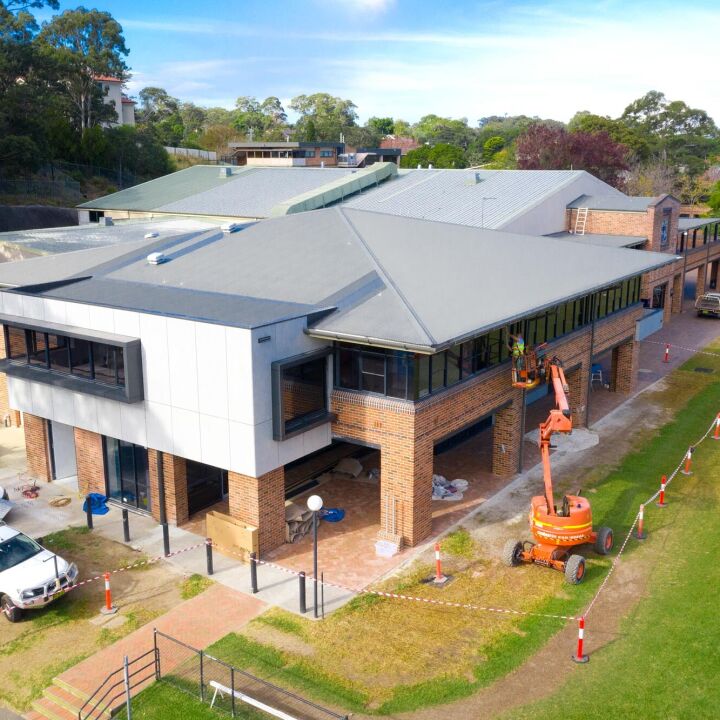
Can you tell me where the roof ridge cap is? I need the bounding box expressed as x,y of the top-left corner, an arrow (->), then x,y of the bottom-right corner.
336,207 -> 437,346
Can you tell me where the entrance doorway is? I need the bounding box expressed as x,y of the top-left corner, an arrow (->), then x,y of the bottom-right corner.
186,460 -> 227,516
103,437 -> 150,512
48,421 -> 77,480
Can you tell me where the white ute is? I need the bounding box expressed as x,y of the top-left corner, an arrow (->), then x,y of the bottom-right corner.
695,292 -> 720,317
0,523 -> 78,622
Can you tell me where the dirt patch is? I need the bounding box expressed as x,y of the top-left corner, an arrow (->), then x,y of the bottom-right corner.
244,624 -> 315,657
0,528 -> 185,712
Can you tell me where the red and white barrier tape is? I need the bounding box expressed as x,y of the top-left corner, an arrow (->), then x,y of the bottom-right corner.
584,412 -> 718,617
641,339 -> 720,360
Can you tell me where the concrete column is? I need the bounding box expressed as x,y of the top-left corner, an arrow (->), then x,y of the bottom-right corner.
671,273 -> 684,314
379,436 -> 433,548
492,398 -> 523,478
610,341 -> 638,394
24,413 -> 52,483
228,467 -> 286,555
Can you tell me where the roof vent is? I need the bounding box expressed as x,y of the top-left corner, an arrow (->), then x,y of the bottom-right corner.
221,222 -> 241,233
466,172 -> 483,185
218,167 -> 232,178
99,216 -> 114,226
144,231 -> 159,239
146,252 -> 167,265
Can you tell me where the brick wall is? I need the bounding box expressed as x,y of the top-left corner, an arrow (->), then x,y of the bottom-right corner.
24,413 -> 52,482
228,467 -> 286,555
329,305 -> 643,548
147,450 -> 189,525
0,325 -> 20,427
610,340 -> 638,394
74,427 -> 105,495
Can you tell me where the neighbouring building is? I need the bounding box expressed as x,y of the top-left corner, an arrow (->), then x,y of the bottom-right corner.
0,207 -> 675,554
94,75 -> 136,127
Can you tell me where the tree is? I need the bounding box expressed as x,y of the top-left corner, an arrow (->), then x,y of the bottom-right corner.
413,114 -> 474,148
198,124 -> 239,155
708,181 -> 720,215
0,134 -> 42,175
138,87 -> 179,123
624,161 -> 676,197
568,111 -> 650,161
392,119 -> 412,137
482,136 -> 505,162
401,143 -> 467,169
367,116 -> 394,137
38,8 -> 129,130
290,93 -> 358,141
516,124 -> 629,188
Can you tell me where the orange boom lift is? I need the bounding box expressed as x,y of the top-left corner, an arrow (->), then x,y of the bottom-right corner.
503,357 -> 613,584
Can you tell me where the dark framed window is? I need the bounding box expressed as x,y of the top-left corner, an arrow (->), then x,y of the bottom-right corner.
360,351 -> 385,394
48,334 -> 70,373
27,330 -> 48,367
69,338 -> 92,378
320,150 -> 334,157
272,349 -> 332,440
104,436 -> 149,512
5,325 -> 27,362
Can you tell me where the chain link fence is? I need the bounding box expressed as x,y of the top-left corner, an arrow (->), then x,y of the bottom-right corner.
155,630 -> 348,720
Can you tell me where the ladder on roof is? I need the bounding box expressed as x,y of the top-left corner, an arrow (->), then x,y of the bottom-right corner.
574,207 -> 588,235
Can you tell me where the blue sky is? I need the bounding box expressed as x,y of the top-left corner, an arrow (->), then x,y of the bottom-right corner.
40,0 -> 720,124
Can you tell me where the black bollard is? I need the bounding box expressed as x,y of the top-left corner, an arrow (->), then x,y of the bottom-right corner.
299,571 -> 306,614
85,495 -> 93,530
206,538 -> 214,576
250,552 -> 258,594
122,508 -> 130,542
161,523 -> 170,557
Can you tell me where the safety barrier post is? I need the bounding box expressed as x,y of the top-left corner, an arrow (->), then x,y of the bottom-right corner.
85,495 -> 93,530
101,572 -> 117,615
663,344 -> 670,363
714,413 -> 720,441
681,447 -> 694,476
299,571 -> 307,614
635,504 -> 646,540
656,475 -> 668,508
122,508 -> 130,543
433,542 -> 448,585
205,538 -> 214,576
250,552 -> 258,594
572,616 -> 589,663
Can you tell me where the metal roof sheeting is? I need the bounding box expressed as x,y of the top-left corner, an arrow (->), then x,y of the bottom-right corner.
345,168 -> 594,229
678,217 -> 720,231
78,165 -> 359,218
1,207 -> 678,350
567,194 -> 657,211
548,231 -> 646,248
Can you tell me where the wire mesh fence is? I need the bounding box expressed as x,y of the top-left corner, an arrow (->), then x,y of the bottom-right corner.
155,630 -> 348,720
0,176 -> 82,200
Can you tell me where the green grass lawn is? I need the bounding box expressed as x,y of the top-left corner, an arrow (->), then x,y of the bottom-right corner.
208,341 -> 720,716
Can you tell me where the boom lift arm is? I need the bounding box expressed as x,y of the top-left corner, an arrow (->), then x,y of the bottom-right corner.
538,360 -> 573,517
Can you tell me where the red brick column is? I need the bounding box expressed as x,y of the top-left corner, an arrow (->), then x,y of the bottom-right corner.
74,427 -> 105,496
566,363 -> 589,427
228,467 -> 285,555
492,399 -> 523,477
0,325 -> 20,428
379,436 -> 433,547
610,341 -> 638,394
696,264 -> 707,298
147,450 -> 189,525
23,413 -> 52,483
671,273 -> 684,314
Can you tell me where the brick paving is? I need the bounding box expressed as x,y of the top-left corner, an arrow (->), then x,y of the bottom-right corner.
25,584 -> 266,720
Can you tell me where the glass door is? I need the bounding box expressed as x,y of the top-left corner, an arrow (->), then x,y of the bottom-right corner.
104,437 -> 150,511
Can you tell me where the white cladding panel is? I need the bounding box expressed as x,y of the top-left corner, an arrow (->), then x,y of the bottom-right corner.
5,298 -> 332,477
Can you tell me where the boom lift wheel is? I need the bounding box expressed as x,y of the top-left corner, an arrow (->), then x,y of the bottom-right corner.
502,539 -> 524,567
594,526 -> 614,555
564,555 -> 586,585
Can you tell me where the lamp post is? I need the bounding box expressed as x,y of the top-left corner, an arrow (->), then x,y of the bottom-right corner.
307,494 -> 323,618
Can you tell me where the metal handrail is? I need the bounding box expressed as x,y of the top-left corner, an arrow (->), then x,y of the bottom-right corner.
77,649 -> 156,720
88,661 -> 157,720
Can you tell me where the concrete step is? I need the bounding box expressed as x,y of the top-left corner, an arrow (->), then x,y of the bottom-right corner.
29,697 -> 75,720
44,686 -> 85,716
22,711 -> 46,720
51,679 -> 89,705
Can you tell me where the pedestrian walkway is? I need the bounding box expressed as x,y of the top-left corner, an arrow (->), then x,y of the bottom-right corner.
25,584 -> 265,720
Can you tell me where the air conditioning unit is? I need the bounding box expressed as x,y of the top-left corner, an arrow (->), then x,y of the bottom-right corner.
221,222 -> 240,233
146,252 -> 167,265
144,231 -> 159,239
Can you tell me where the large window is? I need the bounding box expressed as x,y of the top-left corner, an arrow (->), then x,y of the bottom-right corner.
104,437 -> 149,512
272,350 -> 332,440
186,460 -> 227,516
333,275 -> 643,402
3,325 -> 125,387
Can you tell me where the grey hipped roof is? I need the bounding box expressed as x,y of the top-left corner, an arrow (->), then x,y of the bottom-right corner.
678,217 -> 720,231
345,168 -> 602,229
548,231 -> 646,248
78,165 -> 361,218
567,194 -> 658,211
0,207 -> 678,350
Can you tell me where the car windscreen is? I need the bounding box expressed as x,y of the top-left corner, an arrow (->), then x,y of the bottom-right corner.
0,533 -> 43,573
